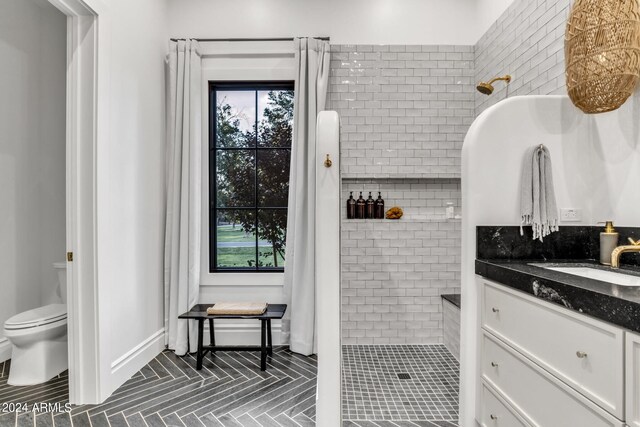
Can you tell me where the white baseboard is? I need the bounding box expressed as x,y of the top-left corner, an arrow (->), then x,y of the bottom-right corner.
109,328 -> 164,393
0,338 -> 11,362
202,320 -> 284,346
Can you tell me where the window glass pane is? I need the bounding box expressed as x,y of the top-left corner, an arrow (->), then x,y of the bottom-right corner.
257,90 -> 294,148
257,149 -> 291,207
211,83 -> 293,272
215,210 -> 257,269
258,209 -> 287,269
216,90 -> 256,148
216,150 -> 255,207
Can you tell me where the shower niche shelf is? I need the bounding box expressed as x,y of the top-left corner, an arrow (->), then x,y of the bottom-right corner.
341,174 -> 461,181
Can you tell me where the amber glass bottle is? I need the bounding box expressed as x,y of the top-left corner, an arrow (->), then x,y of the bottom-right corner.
346,192 -> 356,219
356,192 -> 366,219
366,192 -> 375,219
374,192 -> 385,219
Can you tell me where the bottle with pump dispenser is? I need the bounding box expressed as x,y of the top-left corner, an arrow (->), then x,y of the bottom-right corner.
600,221 -> 619,265
366,192 -> 375,219
346,192 -> 356,219
356,192 -> 366,219
374,192 -> 385,219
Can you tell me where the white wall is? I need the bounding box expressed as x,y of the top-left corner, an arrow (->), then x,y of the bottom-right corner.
0,0 -> 66,360
168,0 -> 510,45
475,0 -> 515,42
588,91 -> 640,226
92,0 -> 169,396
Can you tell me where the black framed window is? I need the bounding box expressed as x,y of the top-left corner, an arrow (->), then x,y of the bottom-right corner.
209,82 -> 294,272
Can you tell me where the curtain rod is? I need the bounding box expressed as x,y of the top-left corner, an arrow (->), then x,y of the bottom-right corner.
169,37 -> 330,42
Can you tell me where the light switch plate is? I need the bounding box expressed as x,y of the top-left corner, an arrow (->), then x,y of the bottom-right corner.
560,208 -> 582,222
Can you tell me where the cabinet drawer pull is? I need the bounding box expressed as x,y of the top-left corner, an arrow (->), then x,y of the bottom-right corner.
492,307 -> 499,313
490,414 -> 498,420
576,351 -> 588,358
491,362 -> 499,367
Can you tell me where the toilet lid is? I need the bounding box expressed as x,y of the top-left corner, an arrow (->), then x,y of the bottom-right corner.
4,304 -> 67,329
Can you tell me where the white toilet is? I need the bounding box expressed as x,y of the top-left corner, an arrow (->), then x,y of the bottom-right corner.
4,263 -> 68,386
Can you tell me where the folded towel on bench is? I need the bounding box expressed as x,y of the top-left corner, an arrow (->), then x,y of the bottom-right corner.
207,302 -> 268,315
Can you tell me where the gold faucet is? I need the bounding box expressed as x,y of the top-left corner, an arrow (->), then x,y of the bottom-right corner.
611,238 -> 640,268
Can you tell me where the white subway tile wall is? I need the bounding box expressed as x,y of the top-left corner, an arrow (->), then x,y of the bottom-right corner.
328,44 -> 475,179
341,179 -> 461,344
341,216 -> 461,345
443,299 -> 461,361
336,0 -> 572,344
475,0 -> 571,115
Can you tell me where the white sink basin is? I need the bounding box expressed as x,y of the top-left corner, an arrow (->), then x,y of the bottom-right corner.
530,264 -> 640,287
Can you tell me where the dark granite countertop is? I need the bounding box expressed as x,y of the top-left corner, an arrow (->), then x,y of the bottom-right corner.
476,259 -> 640,333
441,294 -> 461,309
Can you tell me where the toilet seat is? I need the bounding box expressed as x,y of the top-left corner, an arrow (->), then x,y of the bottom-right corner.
4,304 -> 67,330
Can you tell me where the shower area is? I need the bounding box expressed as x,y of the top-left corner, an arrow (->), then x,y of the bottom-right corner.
339,177 -> 462,427
330,44 -> 467,426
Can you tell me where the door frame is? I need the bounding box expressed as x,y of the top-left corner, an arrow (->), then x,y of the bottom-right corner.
46,0 -> 108,404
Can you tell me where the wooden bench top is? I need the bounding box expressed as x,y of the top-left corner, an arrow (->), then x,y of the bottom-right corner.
178,303 -> 287,320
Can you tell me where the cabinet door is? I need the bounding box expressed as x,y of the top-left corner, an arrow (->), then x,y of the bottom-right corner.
482,279 -> 624,418
627,331 -> 640,427
479,381 -> 531,427
481,331 -> 624,427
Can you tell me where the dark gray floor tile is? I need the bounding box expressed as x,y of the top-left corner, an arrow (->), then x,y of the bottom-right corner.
241,378 -> 309,418
180,414 -> 204,427
88,413 -> 109,427
124,413 -> 146,427
16,412 -> 34,427
293,414 -> 315,426
143,413 -> 166,427
70,412 -> 90,427
35,413 -> 54,427
199,414 -> 224,427
215,414 -> 243,427
53,413 -> 72,427
106,413 -> 129,427
233,414 -> 261,427
272,414 -> 300,427
253,414 -> 281,427
209,378 -> 293,417
162,413 -> 186,427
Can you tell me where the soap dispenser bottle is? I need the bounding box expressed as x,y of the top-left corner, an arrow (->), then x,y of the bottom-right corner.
356,192 -> 366,219
346,192 -> 356,219
600,221 -> 619,265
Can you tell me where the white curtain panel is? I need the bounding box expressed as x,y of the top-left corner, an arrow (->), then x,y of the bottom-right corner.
283,37 -> 330,356
164,40 -> 202,355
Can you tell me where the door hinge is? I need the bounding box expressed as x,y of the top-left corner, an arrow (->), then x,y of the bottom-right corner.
67,252 -> 74,262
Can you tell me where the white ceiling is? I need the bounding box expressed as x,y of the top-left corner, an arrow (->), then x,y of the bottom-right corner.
168,0 -> 515,45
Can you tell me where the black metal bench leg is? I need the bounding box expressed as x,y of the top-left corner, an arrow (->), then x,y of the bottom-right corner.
209,318 -> 215,354
261,319 -> 267,371
267,319 -> 273,356
196,319 -> 204,370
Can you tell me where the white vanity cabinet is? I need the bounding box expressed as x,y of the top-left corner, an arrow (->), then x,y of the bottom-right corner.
478,277 -> 627,427
628,331 -> 640,427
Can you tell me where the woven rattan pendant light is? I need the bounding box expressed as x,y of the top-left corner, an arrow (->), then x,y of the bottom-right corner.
565,0 -> 640,114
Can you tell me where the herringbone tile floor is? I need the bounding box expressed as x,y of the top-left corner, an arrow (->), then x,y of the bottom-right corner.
0,347 -> 317,427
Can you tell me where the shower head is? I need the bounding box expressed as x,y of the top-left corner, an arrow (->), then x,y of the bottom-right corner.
476,75 -> 512,95
476,82 -> 494,95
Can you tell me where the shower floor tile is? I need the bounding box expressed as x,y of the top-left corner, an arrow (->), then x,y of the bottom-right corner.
342,344 -> 459,425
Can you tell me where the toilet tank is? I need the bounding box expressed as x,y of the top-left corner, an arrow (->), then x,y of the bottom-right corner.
52,263 -> 67,303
